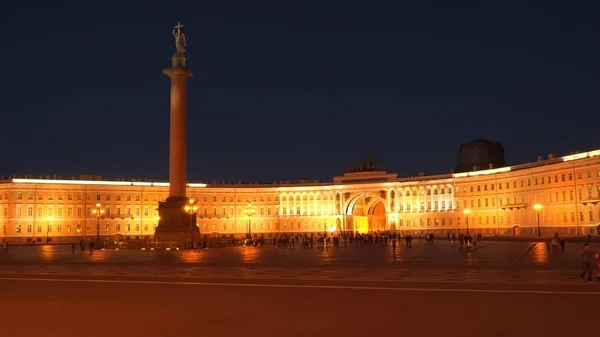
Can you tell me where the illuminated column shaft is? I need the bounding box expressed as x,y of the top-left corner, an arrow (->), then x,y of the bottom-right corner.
163,68 -> 193,199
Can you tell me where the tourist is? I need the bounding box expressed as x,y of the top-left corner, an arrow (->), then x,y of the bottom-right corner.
550,237 -> 558,252
580,243 -> 594,283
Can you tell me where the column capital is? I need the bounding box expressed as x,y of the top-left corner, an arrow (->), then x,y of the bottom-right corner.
163,68 -> 194,78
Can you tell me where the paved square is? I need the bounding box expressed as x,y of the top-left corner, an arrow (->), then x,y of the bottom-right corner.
1,240 -> 599,337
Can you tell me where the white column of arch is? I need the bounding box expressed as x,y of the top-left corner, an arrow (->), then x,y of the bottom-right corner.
316,193 -> 321,215
394,187 -> 399,213
428,186 -> 433,211
279,195 -> 284,216
330,193 -> 335,215
441,185 -> 446,211
313,193 -> 317,216
402,188 -> 406,213
286,194 -> 290,216
293,192 -> 298,216
299,193 -> 304,216
386,189 -> 391,213
438,186 -> 443,211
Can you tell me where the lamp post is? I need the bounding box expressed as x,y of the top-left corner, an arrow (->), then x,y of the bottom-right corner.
243,203 -> 255,239
463,209 -> 471,235
45,217 -> 53,244
91,203 -> 104,244
184,199 -> 199,249
533,204 -> 542,237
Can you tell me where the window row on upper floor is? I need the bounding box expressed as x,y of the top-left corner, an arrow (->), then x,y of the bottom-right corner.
458,169 -> 600,194
2,192 -> 281,204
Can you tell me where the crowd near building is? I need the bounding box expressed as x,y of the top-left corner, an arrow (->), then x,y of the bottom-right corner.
1,140 -> 600,243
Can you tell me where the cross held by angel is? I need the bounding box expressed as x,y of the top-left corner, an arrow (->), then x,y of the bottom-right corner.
173,21 -> 186,54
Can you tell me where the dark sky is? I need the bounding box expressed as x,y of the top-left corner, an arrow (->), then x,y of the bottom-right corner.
1,1 -> 599,182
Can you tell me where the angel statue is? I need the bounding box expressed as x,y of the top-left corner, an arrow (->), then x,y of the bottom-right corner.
173,21 -> 187,54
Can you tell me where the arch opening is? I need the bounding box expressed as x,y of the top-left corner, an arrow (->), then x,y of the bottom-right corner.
346,194 -> 387,234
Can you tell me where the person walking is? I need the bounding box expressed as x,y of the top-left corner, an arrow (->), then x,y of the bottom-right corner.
550,237 -> 558,252
559,237 -> 566,252
580,243 -> 594,283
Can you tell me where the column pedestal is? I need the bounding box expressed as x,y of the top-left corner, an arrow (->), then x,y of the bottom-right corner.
155,196 -> 200,246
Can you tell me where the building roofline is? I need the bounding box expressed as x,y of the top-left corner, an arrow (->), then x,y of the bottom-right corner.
2,149 -> 598,187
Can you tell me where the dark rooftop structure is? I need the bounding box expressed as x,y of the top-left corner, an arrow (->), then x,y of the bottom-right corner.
455,139 -> 507,173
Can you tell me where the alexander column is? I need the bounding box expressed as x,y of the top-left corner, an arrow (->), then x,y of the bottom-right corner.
155,21 -> 200,246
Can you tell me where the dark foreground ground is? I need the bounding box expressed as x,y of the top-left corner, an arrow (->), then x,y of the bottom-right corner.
0,240 -> 598,337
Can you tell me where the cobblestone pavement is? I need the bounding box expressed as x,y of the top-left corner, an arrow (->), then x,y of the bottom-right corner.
0,240 -> 596,284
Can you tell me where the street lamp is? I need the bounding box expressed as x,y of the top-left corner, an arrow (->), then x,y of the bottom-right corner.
463,209 -> 471,235
184,199 -> 199,248
243,203 -> 255,239
533,204 -> 542,237
91,203 -> 104,244
45,217 -> 53,244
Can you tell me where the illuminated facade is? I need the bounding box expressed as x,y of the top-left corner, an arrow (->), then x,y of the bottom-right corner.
1,150 -> 600,243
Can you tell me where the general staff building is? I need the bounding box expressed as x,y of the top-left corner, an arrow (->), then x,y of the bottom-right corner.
1,146 -> 600,243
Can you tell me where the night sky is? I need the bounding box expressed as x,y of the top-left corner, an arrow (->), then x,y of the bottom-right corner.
1,1 -> 599,182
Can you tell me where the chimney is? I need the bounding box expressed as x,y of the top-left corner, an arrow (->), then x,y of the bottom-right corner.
537,156 -> 543,162
488,163 -> 493,169
548,153 -> 555,159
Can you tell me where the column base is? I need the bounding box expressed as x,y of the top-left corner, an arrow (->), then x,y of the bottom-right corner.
155,197 -> 200,247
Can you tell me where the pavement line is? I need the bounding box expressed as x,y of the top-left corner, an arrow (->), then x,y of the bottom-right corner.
1,277 -> 599,295
0,272 -> 586,286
